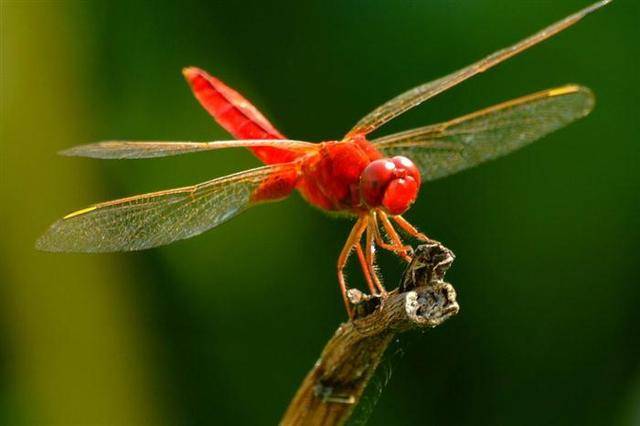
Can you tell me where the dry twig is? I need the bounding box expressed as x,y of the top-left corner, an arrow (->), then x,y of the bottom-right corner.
281,242 -> 459,425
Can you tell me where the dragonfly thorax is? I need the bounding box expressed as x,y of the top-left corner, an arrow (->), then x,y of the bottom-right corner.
359,156 -> 421,215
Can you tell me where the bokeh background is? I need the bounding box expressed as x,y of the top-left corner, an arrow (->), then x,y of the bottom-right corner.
2,1 -> 639,425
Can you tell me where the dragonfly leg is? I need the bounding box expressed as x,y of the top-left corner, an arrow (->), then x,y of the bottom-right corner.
337,216 -> 369,318
355,243 -> 378,295
377,211 -> 413,262
370,211 -> 412,261
392,215 -> 434,242
371,227 -> 412,262
365,220 -> 387,296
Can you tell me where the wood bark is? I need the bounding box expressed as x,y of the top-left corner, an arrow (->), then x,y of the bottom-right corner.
281,243 -> 459,425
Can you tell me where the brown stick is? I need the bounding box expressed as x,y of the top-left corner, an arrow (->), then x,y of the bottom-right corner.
281,243 -> 459,426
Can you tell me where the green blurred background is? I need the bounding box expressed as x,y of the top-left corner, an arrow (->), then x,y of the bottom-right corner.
2,1 -> 638,425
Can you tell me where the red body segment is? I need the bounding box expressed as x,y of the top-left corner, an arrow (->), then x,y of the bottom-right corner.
183,67 -> 300,164
247,137 -> 388,213
297,137 -> 383,213
250,165 -> 299,203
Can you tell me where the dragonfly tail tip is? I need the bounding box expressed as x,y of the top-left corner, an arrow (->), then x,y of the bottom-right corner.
182,66 -> 200,80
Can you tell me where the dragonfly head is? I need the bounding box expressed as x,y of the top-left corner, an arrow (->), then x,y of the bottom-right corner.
360,156 -> 421,215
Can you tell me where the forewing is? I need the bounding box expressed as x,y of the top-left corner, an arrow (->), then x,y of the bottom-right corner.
60,139 -> 316,159
346,1 -> 610,137
373,85 -> 594,181
36,163 -> 299,252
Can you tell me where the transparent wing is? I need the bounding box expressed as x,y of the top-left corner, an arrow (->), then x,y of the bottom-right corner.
36,163 -> 299,252
373,85 -> 594,181
60,139 -> 317,159
346,0 -> 610,137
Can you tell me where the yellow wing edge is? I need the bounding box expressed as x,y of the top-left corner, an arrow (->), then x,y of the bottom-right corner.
63,206 -> 98,219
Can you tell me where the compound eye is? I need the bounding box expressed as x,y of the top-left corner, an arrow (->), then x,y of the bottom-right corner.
381,177 -> 419,215
391,156 -> 421,185
360,159 -> 396,207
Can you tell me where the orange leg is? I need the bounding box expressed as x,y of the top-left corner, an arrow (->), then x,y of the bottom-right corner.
355,244 -> 378,295
392,215 -> 432,242
366,221 -> 387,296
371,229 -> 396,252
337,216 -> 369,318
377,211 -> 413,262
370,212 -> 412,261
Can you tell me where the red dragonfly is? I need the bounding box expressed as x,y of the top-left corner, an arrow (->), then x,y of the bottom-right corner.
37,1 -> 610,317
